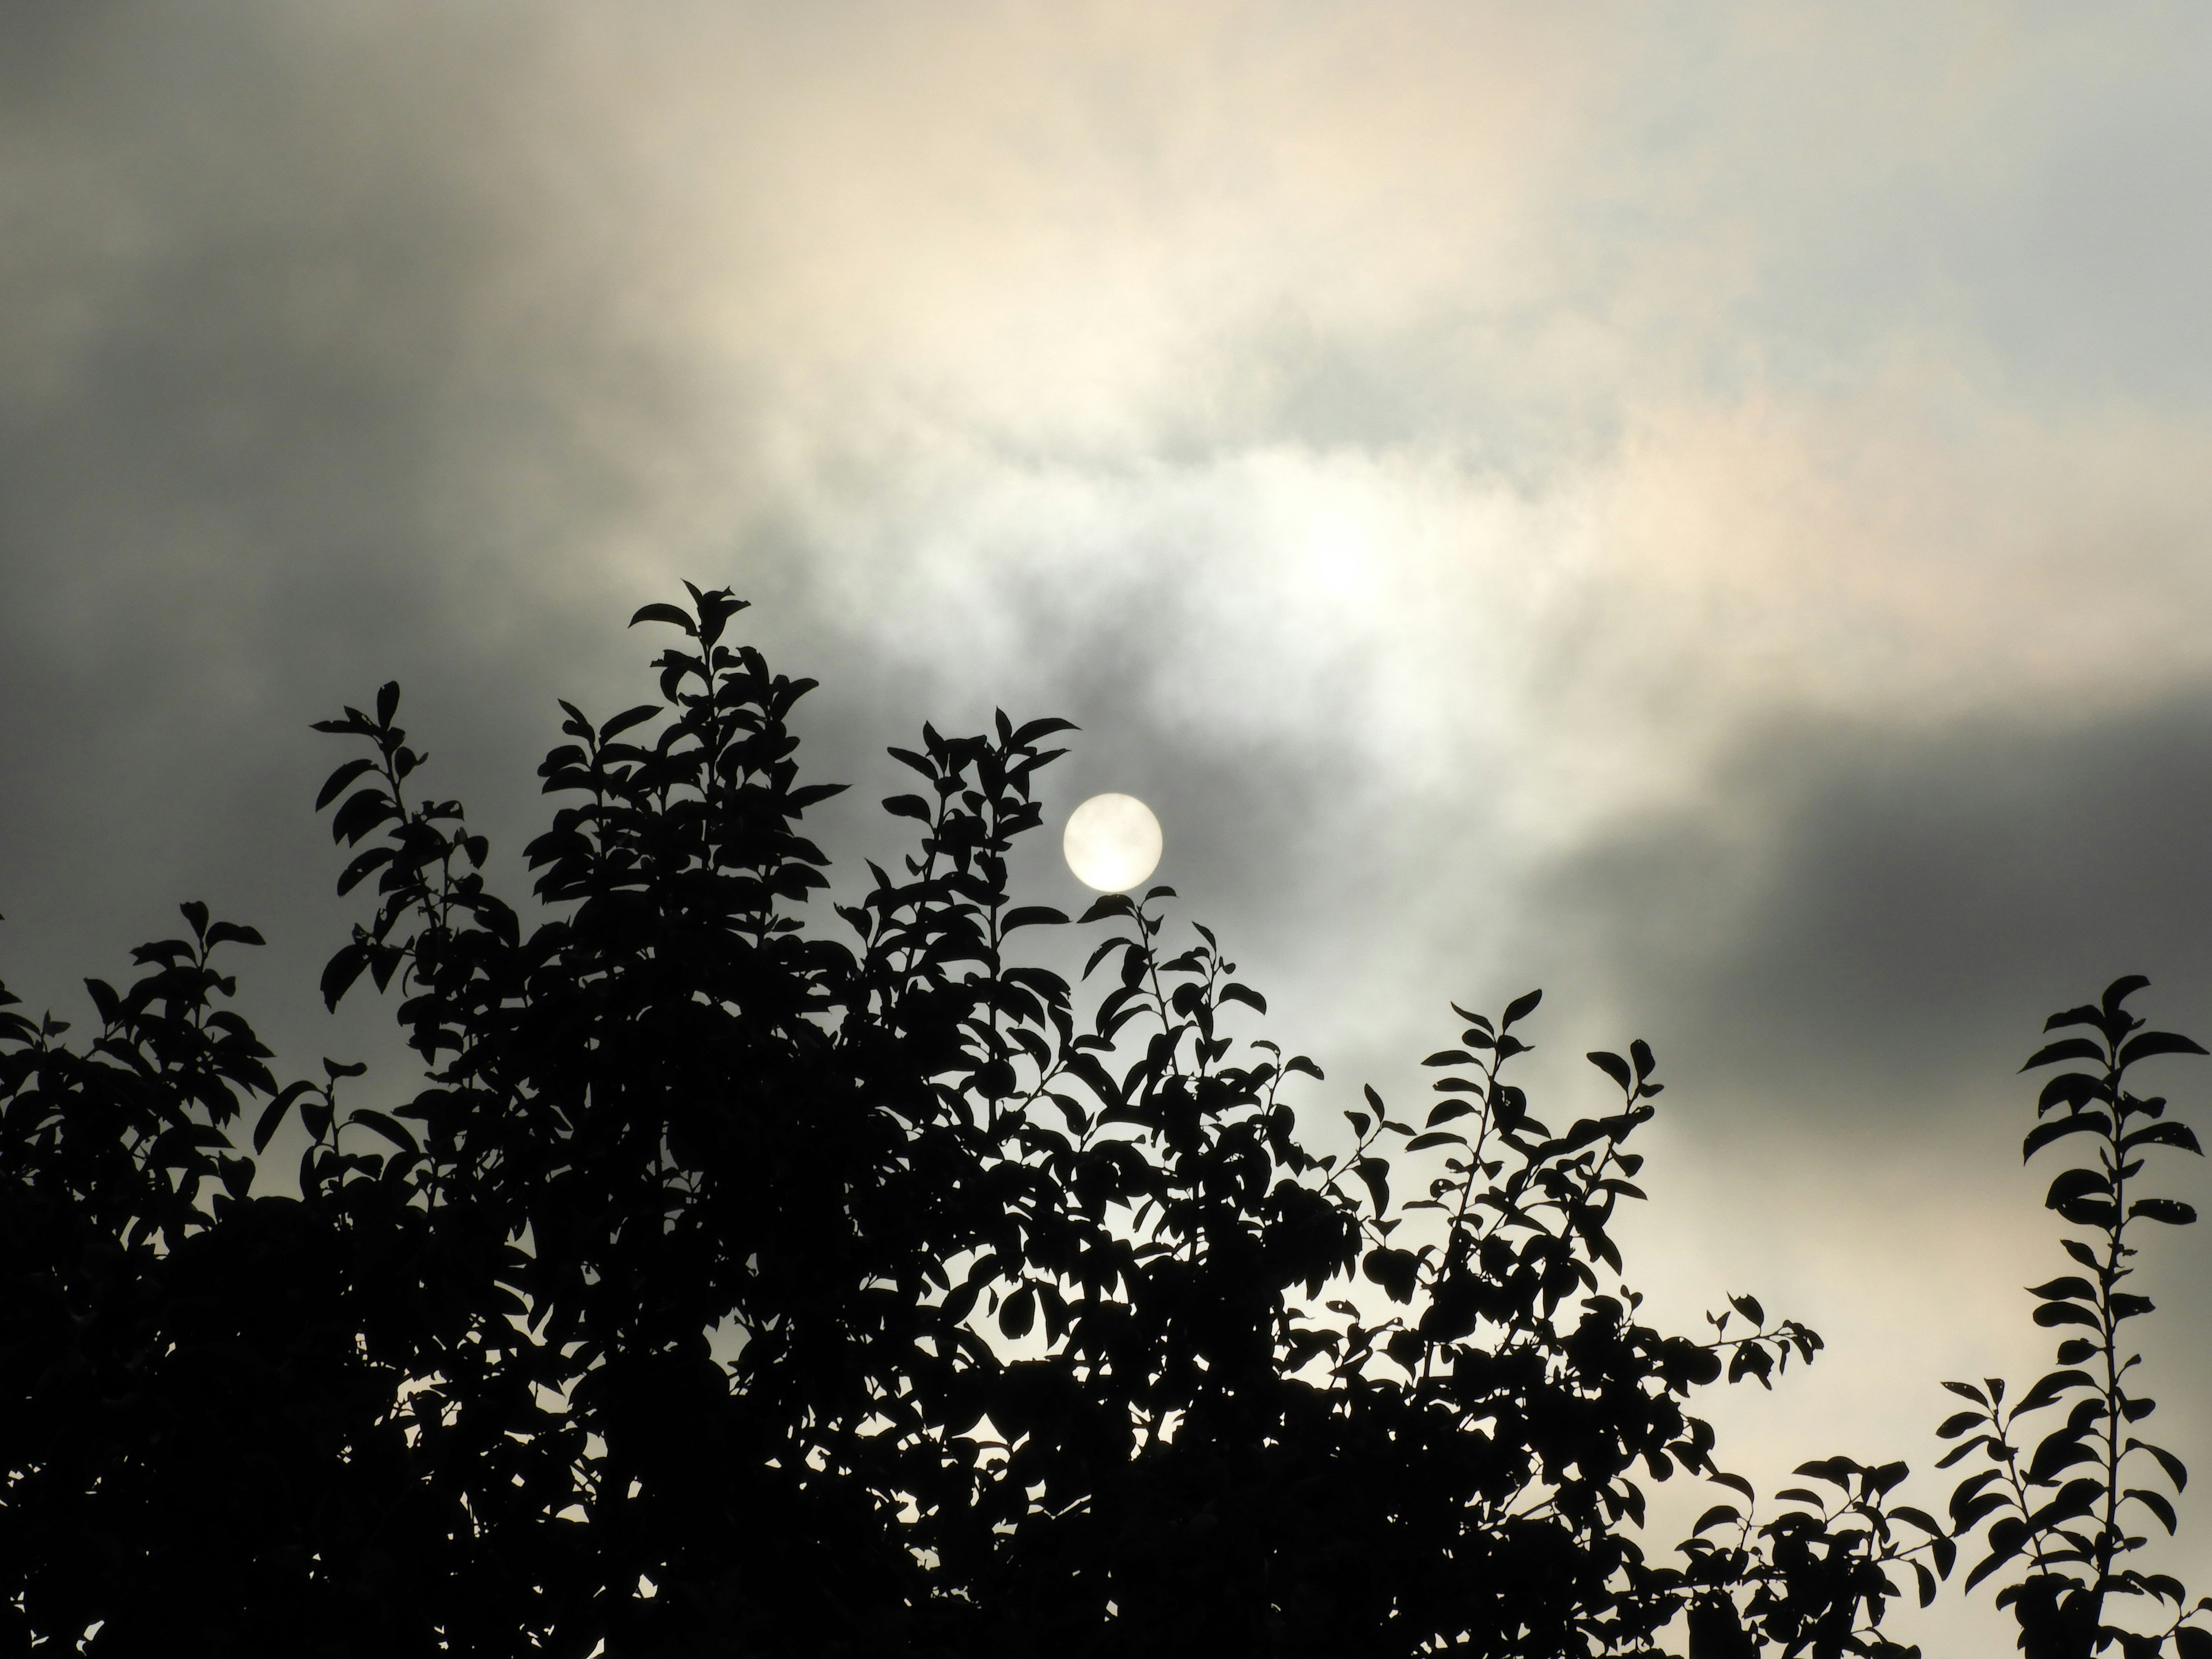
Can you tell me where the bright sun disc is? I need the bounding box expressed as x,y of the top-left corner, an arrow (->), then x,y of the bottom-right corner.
1063,794 -> 1163,893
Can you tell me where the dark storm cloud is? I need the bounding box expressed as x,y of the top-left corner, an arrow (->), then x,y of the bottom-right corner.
1532,690 -> 2212,1121
0,3 -> 731,1073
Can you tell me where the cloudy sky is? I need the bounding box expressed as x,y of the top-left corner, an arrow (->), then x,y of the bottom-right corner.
5,3 -> 2211,1646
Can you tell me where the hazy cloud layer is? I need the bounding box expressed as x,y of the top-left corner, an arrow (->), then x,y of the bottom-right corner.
5,5 -> 2212,1646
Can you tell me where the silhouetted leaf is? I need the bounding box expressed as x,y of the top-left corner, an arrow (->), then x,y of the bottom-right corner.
347,1108 -> 418,1154
599,703 -> 661,740
2024,1115 -> 2110,1161
316,756 -> 380,809
2126,1488 -> 2179,1533
2033,1303 -> 2101,1329
2122,1121 -> 2203,1155
2023,1037 -> 2107,1071
1587,1051 -> 1632,1090
2118,1031 -> 2209,1067
252,1081 -> 317,1153
2131,1198 -> 2197,1225
2011,1370 -> 2094,1415
628,601 -> 696,634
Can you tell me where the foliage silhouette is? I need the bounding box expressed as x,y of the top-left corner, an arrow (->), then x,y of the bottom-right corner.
1,586 -> 2203,1656
1936,978 -> 2211,1659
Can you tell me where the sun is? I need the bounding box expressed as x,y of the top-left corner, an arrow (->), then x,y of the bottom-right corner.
1062,793 -> 1163,893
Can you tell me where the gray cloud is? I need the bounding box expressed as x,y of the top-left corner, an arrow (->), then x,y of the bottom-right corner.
1535,690 -> 2212,1114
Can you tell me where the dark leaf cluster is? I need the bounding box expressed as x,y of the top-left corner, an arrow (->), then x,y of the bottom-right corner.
1,590 -> 2201,1658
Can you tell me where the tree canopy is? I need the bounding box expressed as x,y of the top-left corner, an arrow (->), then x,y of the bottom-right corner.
3,586 -> 2206,1657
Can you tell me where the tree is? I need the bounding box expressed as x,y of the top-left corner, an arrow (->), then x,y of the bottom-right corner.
1,585 -> 2202,1657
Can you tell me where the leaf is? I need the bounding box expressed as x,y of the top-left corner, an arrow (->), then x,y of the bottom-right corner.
2122,1121 -> 2203,1156
2128,1438 -> 2187,1491
1423,1050 -> 1474,1067
347,1108 -> 418,1154
253,1081 -> 317,1154
1011,716 -> 1078,746
2037,1073 -> 2106,1115
2125,1488 -> 2179,1533
375,681 -> 400,727
1355,1157 -> 1391,1218
883,794 -> 933,822
320,946 -> 371,1010
2024,1115 -> 2111,1161
2118,1030 -> 2209,1068
1963,1522 -> 2028,1592
2102,974 -> 2152,1013
1936,1435 -> 1993,1468
1587,1051 -> 1632,1091
331,786 -> 400,846
1729,1293 -> 1766,1327
2010,1370 -> 2094,1415
1795,1457 -> 1856,1489
316,756 -> 380,810
2026,1277 -> 2096,1302
2130,1198 -> 2197,1226
1501,988 -> 1542,1028
1362,1247 -> 1418,1303
1001,906 -> 1068,933
1219,983 -> 1267,1015
2023,1037 -> 2109,1070
599,703 -> 661,740
1691,1504 -> 1741,1534
204,922 -> 265,949
2032,1303 -> 2102,1330
1708,1472 -> 1755,1501
2044,1166 -> 2109,1213
1889,1505 -> 1944,1537
2175,1628 -> 2212,1659
336,846 -> 396,896
1937,1411 -> 1985,1440
1942,1380 -> 1990,1405
2025,1431 -> 2099,1486
629,602 -> 697,634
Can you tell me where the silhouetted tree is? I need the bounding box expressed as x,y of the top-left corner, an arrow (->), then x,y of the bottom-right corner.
2,586 -> 2203,1657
